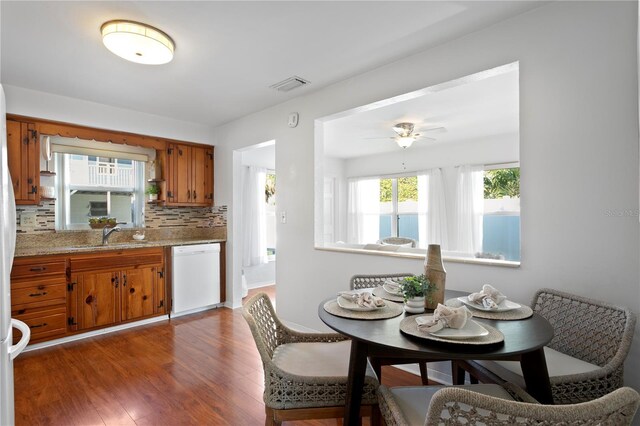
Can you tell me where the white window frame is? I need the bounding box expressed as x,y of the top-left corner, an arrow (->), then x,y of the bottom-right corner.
55,153 -> 145,230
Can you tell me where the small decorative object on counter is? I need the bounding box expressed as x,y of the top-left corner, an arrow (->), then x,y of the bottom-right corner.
399,275 -> 433,314
132,231 -> 145,241
424,244 -> 446,310
145,184 -> 159,201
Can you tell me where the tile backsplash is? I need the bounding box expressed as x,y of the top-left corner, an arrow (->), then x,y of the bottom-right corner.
15,201 -> 227,234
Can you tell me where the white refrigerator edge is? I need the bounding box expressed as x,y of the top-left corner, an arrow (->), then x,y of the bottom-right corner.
0,84 -> 31,426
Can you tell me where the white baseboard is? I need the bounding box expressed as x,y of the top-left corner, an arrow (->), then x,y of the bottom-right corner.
170,304 -> 224,318
246,281 -> 275,290
24,315 -> 170,352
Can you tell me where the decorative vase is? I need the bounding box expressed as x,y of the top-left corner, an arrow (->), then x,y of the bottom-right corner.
148,194 -> 158,201
424,244 -> 446,310
404,296 -> 425,314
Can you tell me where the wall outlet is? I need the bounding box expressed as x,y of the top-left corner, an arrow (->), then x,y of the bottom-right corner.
20,211 -> 36,227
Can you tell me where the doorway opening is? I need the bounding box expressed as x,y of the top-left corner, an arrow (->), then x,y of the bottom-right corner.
232,140 -> 276,307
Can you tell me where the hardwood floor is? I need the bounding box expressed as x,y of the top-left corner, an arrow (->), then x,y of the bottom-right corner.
14,285 -> 423,425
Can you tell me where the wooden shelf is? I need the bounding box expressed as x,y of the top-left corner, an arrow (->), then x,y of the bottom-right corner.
40,170 -> 56,176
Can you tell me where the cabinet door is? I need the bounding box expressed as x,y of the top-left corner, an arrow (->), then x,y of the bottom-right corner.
121,266 -> 155,321
24,123 -> 40,204
191,146 -> 207,205
154,267 -> 166,314
7,120 -> 23,199
7,120 -> 40,204
175,144 -> 192,204
204,148 -> 214,205
77,271 -> 119,329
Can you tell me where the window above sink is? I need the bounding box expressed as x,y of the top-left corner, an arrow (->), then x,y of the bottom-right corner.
47,136 -> 155,230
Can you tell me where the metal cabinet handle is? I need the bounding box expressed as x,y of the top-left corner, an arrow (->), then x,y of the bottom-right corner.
30,323 -> 47,329
28,292 -> 47,297
30,266 -> 46,272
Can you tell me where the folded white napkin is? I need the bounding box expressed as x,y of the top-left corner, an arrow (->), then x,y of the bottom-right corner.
468,284 -> 507,310
383,279 -> 401,294
339,291 -> 386,308
416,304 -> 473,333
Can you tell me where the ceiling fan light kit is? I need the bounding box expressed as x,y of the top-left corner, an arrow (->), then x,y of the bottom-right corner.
101,20 -> 175,65
395,135 -> 415,149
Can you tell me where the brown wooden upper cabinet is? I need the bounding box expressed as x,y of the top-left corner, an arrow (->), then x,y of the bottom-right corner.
7,119 -> 40,204
166,143 -> 213,206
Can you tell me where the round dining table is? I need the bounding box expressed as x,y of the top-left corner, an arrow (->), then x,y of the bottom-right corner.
318,289 -> 555,425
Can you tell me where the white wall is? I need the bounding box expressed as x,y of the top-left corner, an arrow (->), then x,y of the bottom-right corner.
215,1 -> 640,389
4,85 -> 213,144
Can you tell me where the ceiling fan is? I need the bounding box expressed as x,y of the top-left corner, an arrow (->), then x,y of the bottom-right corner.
367,122 -> 446,148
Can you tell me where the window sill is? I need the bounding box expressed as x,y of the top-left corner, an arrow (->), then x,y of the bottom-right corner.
314,244 -> 520,268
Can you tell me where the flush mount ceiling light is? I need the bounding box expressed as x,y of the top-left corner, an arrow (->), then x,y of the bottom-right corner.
101,20 -> 175,65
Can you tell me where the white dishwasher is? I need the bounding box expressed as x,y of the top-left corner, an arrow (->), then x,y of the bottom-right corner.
172,243 -> 221,316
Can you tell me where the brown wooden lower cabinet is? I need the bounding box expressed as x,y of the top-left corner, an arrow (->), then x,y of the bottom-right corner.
121,266 -> 158,321
73,270 -> 120,330
11,254 -> 69,344
68,247 -> 166,332
11,242 -> 227,345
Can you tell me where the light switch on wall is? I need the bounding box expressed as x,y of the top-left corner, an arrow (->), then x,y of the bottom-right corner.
20,211 -> 36,227
280,211 -> 287,224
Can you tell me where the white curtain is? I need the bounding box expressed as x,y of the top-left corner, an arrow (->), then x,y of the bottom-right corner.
242,166 -> 268,267
454,165 -> 484,254
417,168 -> 449,249
347,178 -> 380,244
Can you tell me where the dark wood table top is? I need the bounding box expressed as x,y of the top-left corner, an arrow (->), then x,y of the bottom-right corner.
318,289 -> 554,361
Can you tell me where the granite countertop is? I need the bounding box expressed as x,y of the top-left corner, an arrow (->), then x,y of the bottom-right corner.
14,227 -> 227,258
14,238 -> 226,258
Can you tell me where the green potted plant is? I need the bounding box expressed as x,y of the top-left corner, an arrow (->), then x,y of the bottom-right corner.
145,184 -> 159,201
399,275 -> 434,314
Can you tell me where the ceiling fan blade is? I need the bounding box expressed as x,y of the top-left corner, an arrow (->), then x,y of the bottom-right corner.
419,126 -> 447,133
416,136 -> 437,141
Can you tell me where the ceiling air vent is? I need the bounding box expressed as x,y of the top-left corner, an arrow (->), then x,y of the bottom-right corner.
270,76 -> 310,92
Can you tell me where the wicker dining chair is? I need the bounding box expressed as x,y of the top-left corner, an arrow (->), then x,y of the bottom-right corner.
350,273 -> 431,386
453,288 -> 637,404
378,382 -> 640,425
242,292 -> 380,425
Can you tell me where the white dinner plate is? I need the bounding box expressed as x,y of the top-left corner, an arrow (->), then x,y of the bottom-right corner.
382,281 -> 402,296
457,296 -> 521,312
417,316 -> 489,339
337,296 -> 384,312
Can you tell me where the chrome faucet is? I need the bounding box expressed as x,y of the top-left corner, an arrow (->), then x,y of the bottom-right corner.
102,226 -> 121,245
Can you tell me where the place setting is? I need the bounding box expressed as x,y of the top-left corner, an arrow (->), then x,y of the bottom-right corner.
444,284 -> 533,320
399,303 -> 504,345
323,290 -> 404,319
371,279 -> 405,302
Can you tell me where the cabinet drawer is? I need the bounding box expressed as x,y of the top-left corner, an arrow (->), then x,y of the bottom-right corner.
11,259 -> 66,280
70,247 -> 163,272
12,305 -> 66,344
11,278 -> 66,308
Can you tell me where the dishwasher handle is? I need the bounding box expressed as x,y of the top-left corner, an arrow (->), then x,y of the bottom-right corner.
172,244 -> 220,256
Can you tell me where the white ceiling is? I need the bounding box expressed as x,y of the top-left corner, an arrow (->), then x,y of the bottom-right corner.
0,1 -> 542,128
323,65 -> 519,159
